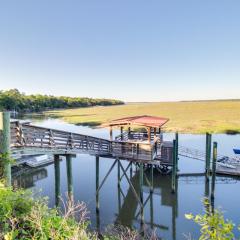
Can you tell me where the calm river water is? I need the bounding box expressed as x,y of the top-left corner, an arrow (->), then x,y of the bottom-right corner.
12,116 -> 240,239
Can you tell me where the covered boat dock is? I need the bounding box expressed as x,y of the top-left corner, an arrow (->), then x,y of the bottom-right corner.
105,115 -> 173,165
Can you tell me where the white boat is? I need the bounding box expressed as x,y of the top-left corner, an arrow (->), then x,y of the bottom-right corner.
216,162 -> 240,176
217,162 -> 236,169
25,155 -> 54,167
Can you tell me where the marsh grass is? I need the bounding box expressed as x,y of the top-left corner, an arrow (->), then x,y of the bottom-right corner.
45,101 -> 240,134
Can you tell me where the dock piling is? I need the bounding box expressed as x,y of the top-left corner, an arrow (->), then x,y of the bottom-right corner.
150,164 -> 154,193
95,156 -> 100,231
205,133 -> 212,177
117,159 -> 120,187
66,155 -> 73,201
96,156 -> 100,212
0,112 -> 11,186
54,155 -> 61,207
211,142 -> 217,200
171,140 -> 177,193
130,162 -> 133,178
175,132 -> 179,171
139,162 -> 144,224
117,159 -> 121,213
150,191 -> 153,229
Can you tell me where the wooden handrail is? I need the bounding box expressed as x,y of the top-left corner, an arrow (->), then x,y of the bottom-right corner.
10,121 -> 111,154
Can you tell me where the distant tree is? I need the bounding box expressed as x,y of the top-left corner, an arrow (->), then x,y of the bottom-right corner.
0,89 -> 124,112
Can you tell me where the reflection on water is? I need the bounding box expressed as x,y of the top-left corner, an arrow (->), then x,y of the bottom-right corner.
12,166 -> 48,188
116,167 -> 178,239
11,117 -> 240,239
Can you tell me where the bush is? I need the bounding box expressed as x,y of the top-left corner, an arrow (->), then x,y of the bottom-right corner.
0,178 -> 160,239
185,199 -> 237,240
0,185 -> 95,240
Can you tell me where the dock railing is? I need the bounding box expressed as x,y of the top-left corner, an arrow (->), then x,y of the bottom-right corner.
115,130 -> 162,142
113,132 -> 160,161
10,121 -> 111,155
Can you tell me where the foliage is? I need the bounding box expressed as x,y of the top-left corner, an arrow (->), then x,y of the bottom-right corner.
0,185 -> 160,240
0,153 -> 15,165
0,89 -> 124,112
103,225 -> 159,240
185,199 -> 237,240
0,185 -> 161,240
0,153 -> 15,179
0,186 -> 96,240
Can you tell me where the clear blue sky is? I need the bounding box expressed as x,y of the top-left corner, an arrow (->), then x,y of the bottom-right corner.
0,1 -> 239,102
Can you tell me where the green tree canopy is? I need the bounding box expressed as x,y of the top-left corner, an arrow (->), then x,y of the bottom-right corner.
0,89 -> 124,112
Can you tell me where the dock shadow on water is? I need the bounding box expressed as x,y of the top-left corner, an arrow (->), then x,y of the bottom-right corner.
10,118 -> 240,240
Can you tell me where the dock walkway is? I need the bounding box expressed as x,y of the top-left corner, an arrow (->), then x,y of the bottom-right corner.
10,120 -> 240,176
10,121 -> 173,165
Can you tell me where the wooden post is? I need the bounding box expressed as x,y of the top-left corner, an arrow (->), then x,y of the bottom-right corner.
136,143 -> 139,157
205,174 -> 210,198
66,155 -> 73,201
130,162 -> 133,179
117,159 -> 120,188
95,156 -> 100,231
154,128 -> 156,138
139,162 -> 144,224
205,133 -> 212,176
54,155 -> 61,207
128,126 -> 131,140
120,126 -> 123,140
148,127 -> 151,143
150,164 -> 154,193
211,142 -> 217,200
171,140 -> 177,193
96,156 -> 100,212
150,163 -> 154,227
175,132 -> 179,171
109,126 -> 113,141
150,190 -> 153,229
159,128 -> 163,142
0,112 -> 11,186
117,159 -> 121,213
204,174 -> 210,214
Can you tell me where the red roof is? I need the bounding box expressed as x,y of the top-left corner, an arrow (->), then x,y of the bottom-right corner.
106,115 -> 169,128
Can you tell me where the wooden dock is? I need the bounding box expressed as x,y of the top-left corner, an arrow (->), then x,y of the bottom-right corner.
10,120 -> 173,166
5,114 -> 240,180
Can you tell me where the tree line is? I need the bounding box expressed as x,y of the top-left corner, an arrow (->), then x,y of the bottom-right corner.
0,89 -> 124,112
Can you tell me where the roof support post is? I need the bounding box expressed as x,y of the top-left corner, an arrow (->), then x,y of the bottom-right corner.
109,126 -> 113,141
120,126 -> 123,140
148,127 -> 151,143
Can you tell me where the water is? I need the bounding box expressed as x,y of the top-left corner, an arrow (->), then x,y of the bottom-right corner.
12,116 -> 240,239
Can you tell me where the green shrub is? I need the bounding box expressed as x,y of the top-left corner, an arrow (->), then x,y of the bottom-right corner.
185,199 -> 237,240
0,186 -> 95,240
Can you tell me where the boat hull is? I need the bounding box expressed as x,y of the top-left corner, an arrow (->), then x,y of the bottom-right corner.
233,149 -> 240,154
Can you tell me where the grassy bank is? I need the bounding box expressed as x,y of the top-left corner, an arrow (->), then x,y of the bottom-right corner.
45,101 -> 240,134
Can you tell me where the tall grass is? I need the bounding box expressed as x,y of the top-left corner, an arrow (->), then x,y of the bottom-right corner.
45,101 -> 240,133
